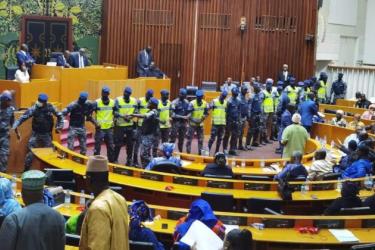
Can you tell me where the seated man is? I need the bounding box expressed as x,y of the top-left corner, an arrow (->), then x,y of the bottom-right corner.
308,150 -> 333,181
14,63 -> 30,83
145,143 -> 181,171
70,48 -> 89,68
335,140 -> 358,172
324,181 -> 362,215
274,151 -> 308,181
56,50 -> 71,68
343,125 -> 364,148
342,144 -> 373,179
330,110 -> 347,127
201,152 -> 233,178
129,200 -> 165,250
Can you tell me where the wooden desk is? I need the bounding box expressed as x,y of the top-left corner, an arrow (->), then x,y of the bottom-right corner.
32,64 -> 128,106
336,99 -> 357,107
0,79 -> 60,109
323,113 -> 373,126
320,104 -> 367,116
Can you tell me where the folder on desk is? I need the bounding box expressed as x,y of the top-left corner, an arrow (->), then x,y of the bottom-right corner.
329,229 -> 359,243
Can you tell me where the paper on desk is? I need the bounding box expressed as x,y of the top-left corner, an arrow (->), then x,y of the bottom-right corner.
224,224 -> 240,234
181,220 -> 223,250
329,229 -> 359,243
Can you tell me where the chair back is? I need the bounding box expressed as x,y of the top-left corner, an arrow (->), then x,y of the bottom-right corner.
201,192 -> 235,212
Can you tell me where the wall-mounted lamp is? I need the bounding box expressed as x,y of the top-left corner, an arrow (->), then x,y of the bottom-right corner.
240,17 -> 247,32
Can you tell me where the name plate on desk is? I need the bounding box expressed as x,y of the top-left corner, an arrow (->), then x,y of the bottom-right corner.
262,219 -> 294,228
113,167 -> 134,176
167,210 -> 186,220
244,183 -> 271,191
314,220 -> 344,229
207,180 -> 233,189
141,172 -> 163,181
173,177 -> 198,186
217,215 -> 247,226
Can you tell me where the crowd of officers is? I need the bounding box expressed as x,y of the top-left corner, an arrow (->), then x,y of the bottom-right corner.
0,71 -> 347,171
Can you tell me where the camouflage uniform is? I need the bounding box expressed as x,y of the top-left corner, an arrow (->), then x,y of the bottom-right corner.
238,93 -> 250,149
140,109 -> 159,168
62,100 -> 92,155
0,106 -> 15,172
170,98 -> 190,152
223,96 -> 240,152
185,99 -> 208,154
13,103 -> 63,171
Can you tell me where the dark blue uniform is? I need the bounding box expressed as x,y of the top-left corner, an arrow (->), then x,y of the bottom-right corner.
223,96 -> 241,152
246,93 -> 262,147
170,98 -> 189,152
238,94 -> 250,149
0,106 -> 15,172
330,80 -> 347,104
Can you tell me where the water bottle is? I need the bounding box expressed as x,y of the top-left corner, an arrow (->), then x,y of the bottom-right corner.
64,190 -> 71,207
241,160 -> 246,168
79,190 -> 85,206
364,174 -> 373,190
231,160 -> 236,168
12,175 -> 17,196
336,178 -> 343,192
260,160 -> 265,168
301,181 -> 309,195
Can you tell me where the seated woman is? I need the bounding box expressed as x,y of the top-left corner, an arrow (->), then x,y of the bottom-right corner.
174,199 -> 226,249
324,182 -> 362,215
356,94 -> 371,109
14,63 -> 30,83
330,110 -> 347,127
342,144 -> 372,179
308,150 -> 333,181
223,229 -> 253,250
146,143 -> 181,171
201,152 -> 233,178
361,104 -> 375,120
0,178 -> 22,219
129,200 -> 164,250
274,151 -> 308,181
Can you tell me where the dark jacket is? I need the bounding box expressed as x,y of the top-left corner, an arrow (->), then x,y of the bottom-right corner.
363,194 -> 375,214
69,52 -> 89,68
202,163 -> 233,178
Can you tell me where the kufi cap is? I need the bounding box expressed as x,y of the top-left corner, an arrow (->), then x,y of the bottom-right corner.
22,170 -> 46,191
196,90 -> 204,97
336,110 -> 344,115
38,93 -> 48,102
86,155 -> 109,173
149,97 -> 159,106
0,92 -> 12,101
292,113 -> 301,124
102,86 -> 110,94
160,89 -> 169,95
179,88 -> 187,95
79,92 -> 88,99
124,87 -> 132,94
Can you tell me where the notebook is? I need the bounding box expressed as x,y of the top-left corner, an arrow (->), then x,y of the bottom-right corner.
329,229 -> 359,243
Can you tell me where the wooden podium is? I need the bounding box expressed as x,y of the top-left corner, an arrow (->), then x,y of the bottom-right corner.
32,64 -> 128,106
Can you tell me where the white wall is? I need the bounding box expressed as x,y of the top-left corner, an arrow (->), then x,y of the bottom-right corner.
363,0 -> 375,65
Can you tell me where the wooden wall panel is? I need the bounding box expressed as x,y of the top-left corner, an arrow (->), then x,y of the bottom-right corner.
101,0 -> 317,97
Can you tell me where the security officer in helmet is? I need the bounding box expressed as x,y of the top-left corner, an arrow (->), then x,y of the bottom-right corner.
131,97 -> 160,168
208,91 -> 228,154
246,84 -> 262,149
114,87 -> 138,165
316,72 -> 328,103
12,93 -> 63,171
186,89 -> 208,155
285,77 -> 298,105
145,143 -> 182,170
61,92 -> 93,155
170,88 -> 190,152
133,89 -> 154,167
91,86 -> 117,162
238,85 -> 250,150
261,79 -> 275,144
223,87 -> 241,156
330,73 -> 347,104
0,92 -> 19,172
158,89 -> 172,143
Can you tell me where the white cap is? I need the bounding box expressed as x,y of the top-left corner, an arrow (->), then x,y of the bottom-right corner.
292,113 -> 301,124
86,155 -> 108,173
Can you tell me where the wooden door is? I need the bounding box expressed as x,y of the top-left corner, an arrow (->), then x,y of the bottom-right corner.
159,43 -> 182,99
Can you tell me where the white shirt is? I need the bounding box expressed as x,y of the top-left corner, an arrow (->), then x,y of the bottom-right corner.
343,133 -> 359,148
14,69 -> 30,83
79,55 -> 85,68
283,71 -> 288,81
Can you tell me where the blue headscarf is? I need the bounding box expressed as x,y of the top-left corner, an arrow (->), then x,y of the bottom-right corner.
175,199 -> 219,240
0,178 -> 21,216
129,200 -> 153,239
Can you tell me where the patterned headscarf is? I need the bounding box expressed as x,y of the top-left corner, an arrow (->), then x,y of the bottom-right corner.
129,200 -> 153,239
0,178 -> 21,216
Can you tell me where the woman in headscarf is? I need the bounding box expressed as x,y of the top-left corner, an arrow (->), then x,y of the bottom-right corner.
129,200 -> 164,250
174,199 -> 226,242
0,178 -> 22,218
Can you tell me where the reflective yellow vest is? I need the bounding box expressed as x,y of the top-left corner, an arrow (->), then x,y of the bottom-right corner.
286,86 -> 298,105
137,97 -> 149,126
263,90 -> 274,113
318,81 -> 327,99
96,98 -> 115,129
211,98 -> 227,125
190,99 -> 207,126
116,96 -> 137,127
158,100 -> 171,129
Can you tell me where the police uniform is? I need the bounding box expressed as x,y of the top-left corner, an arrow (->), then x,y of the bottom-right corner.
223,95 -> 240,153
170,98 -> 189,152
208,97 -> 227,153
186,99 -> 208,154
246,92 -> 262,147
0,105 -> 15,172
317,80 -> 328,103
271,89 -> 281,141
62,100 -> 92,155
238,93 -> 250,149
158,100 -> 172,143
330,79 -> 347,104
13,101 -> 63,171
114,96 -> 137,165
140,109 -> 159,168
92,98 -> 116,162
261,89 -> 274,142
133,97 -> 150,166
286,85 -> 298,105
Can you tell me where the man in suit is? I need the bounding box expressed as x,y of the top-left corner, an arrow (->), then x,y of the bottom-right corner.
277,64 -> 292,84
16,44 -> 35,69
70,48 -> 90,68
56,50 -> 72,68
137,46 -> 153,77
298,92 -> 318,133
